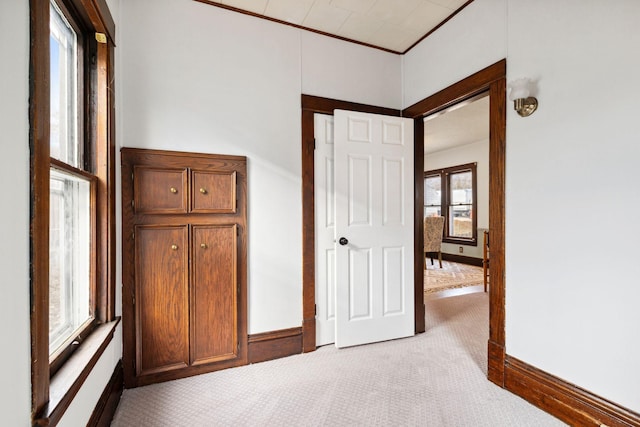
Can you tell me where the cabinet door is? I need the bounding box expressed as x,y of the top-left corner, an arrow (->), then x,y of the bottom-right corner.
134,166 -> 188,214
135,225 -> 189,376
191,225 -> 238,365
191,170 -> 236,213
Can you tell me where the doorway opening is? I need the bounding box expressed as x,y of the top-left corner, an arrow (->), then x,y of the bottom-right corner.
403,59 -> 506,385
300,58 -> 506,385
423,92 -> 488,298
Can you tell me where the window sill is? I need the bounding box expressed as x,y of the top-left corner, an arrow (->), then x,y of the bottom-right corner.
34,318 -> 120,426
443,238 -> 478,247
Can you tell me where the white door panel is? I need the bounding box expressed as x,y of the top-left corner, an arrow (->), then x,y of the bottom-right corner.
334,110 -> 414,348
314,114 -> 336,346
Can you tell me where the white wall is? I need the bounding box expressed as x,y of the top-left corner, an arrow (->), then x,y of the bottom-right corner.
301,31 -> 402,110
505,0 -> 640,412
0,0 -> 32,425
425,140 -> 489,259
405,0 -> 640,413
402,0 -> 507,108
119,0 -> 401,334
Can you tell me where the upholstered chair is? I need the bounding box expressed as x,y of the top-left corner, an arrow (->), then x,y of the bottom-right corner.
424,216 -> 445,269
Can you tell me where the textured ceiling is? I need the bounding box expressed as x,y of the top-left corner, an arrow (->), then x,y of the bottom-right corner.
424,94 -> 489,154
199,0 -> 471,53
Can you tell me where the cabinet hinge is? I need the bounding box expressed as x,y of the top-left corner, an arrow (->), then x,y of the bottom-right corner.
315,304 -> 317,316
131,199 -> 135,209
132,231 -> 135,240
313,138 -> 316,150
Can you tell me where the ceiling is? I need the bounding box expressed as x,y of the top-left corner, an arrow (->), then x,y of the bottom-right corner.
199,0 -> 471,53
424,94 -> 489,154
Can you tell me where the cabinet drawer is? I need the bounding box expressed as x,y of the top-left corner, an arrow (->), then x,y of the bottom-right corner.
134,166 -> 188,214
191,170 -> 236,213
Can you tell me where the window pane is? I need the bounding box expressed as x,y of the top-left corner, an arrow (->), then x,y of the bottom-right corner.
449,205 -> 472,237
50,1 -> 80,168
424,206 -> 441,217
424,176 -> 441,206
49,169 -> 91,355
449,171 -> 473,238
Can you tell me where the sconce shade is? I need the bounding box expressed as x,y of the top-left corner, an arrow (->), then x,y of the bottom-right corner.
508,78 -> 532,101
508,78 -> 538,117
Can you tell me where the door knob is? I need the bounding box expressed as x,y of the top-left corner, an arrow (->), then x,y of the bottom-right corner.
339,237 -> 349,246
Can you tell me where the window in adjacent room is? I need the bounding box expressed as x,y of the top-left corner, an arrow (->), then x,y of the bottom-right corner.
424,163 -> 477,245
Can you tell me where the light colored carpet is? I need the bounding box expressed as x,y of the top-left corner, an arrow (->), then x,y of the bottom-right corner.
111,292 -> 565,426
425,260 -> 484,294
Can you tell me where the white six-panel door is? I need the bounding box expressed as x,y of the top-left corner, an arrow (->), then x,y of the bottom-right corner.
333,110 -> 414,348
315,111 -> 414,348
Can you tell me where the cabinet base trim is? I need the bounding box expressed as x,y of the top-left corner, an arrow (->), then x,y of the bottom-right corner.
504,355 -> 640,426
248,327 -> 303,364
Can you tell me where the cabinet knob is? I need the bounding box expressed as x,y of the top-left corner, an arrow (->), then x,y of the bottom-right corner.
199,188 -> 207,194
171,244 -> 178,251
170,187 -> 178,194
200,243 -> 208,249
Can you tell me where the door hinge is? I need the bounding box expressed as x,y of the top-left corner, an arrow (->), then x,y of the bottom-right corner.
313,138 -> 316,150
315,304 -> 317,316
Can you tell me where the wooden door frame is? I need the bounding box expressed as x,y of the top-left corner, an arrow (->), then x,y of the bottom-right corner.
403,59 -> 507,385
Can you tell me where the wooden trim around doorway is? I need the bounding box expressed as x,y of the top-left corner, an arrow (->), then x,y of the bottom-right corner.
402,59 -> 507,385
300,95 -> 402,353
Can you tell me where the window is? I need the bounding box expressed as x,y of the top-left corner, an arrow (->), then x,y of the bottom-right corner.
424,163 -> 477,245
30,0 -> 116,423
48,1 -> 96,366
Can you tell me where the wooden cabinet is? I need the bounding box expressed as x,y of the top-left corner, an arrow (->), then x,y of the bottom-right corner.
122,148 -> 247,388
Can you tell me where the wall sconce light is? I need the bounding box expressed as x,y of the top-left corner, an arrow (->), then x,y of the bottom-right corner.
508,78 -> 538,117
